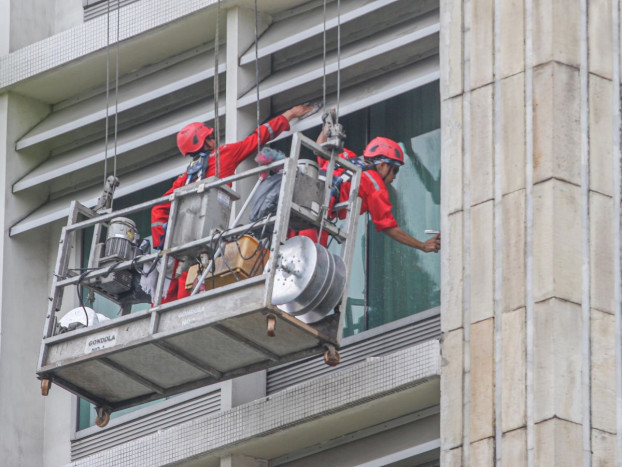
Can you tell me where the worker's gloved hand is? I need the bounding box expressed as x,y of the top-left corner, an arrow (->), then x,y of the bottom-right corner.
422,233 -> 441,253
283,104 -> 316,121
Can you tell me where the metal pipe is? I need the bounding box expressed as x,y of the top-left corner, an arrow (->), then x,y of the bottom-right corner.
56,216 -> 277,288
64,160 -> 286,232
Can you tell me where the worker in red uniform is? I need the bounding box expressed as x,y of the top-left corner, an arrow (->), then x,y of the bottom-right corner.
152,104 -> 313,302
318,132 -> 441,253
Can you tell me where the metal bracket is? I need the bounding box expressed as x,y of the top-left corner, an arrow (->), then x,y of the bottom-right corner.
321,108 -> 346,152
93,176 -> 120,213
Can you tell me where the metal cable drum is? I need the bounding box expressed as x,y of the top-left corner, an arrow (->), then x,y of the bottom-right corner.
271,236 -> 347,323
105,217 -> 138,260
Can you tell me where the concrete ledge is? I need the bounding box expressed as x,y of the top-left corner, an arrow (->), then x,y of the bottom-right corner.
0,0 -> 219,100
69,340 -> 440,466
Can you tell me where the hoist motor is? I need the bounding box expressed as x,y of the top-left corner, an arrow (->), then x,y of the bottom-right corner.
105,217 -> 139,261
86,217 -> 150,307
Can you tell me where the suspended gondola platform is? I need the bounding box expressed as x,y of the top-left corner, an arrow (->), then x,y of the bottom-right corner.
37,133 -> 362,427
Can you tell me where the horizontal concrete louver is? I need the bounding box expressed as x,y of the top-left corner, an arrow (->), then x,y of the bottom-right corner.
267,310 -> 440,394
10,0 -> 439,236
71,388 -> 221,460
10,49 -> 226,235
238,0 -> 440,117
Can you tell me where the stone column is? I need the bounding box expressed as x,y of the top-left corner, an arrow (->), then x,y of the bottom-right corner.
440,0 -> 622,465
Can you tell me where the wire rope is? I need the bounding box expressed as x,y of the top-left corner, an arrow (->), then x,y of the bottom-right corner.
103,0 -> 112,189
254,0 -> 261,157
101,0 -> 121,208
336,0 -> 341,123
213,0 -> 222,178
111,0 -> 121,210
113,0 -> 120,178
322,0 -> 327,110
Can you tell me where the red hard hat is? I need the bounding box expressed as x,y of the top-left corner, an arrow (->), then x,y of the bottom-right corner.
177,122 -> 214,156
363,137 -> 404,165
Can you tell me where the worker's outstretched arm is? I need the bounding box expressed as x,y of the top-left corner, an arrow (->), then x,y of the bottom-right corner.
382,228 -> 441,253
227,104 -> 315,167
283,104 -> 315,121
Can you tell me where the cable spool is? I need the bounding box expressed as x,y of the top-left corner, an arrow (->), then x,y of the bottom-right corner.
271,236 -> 347,324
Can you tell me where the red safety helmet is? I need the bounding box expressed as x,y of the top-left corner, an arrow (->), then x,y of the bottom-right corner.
177,122 -> 214,156
363,137 -> 404,165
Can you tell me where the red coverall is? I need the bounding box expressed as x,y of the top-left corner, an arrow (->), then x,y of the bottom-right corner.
151,115 -> 291,302
295,153 -> 398,246
335,169 -> 399,232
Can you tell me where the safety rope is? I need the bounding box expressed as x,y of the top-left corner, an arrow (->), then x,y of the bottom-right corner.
213,0 -> 221,178
254,0 -> 261,157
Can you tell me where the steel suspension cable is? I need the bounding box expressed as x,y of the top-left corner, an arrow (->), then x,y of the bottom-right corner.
213,0 -> 222,178
254,0 -> 261,156
103,0 -> 112,188
111,0 -> 121,210
336,0 -> 341,123
322,0 -> 327,111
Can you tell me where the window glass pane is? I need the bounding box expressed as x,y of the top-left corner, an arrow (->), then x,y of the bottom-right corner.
366,82 -> 441,328
341,214 -> 367,337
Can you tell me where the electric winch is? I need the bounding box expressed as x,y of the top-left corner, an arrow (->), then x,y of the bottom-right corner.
85,217 -> 151,311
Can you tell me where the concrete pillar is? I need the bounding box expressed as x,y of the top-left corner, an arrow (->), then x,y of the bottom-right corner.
220,6 -> 271,410
440,0 -> 622,464
0,92 -> 60,466
225,6 -> 271,221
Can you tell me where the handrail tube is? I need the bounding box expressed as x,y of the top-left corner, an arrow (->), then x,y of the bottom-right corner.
55,216 -> 277,287
64,160 -> 286,232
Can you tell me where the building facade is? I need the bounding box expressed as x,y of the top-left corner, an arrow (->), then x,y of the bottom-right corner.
0,1 -> 442,466
440,0 -> 622,465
